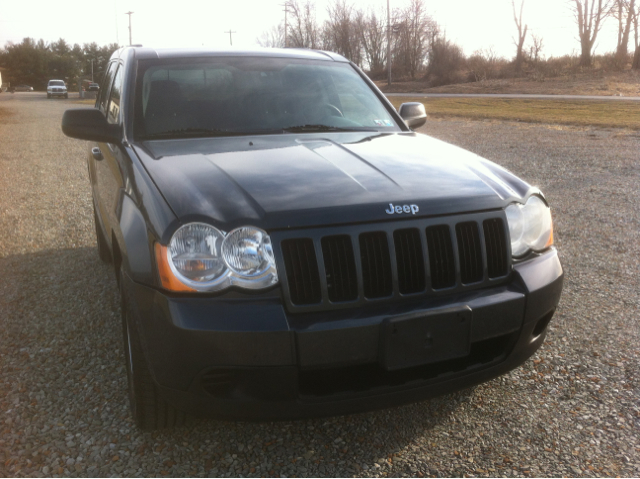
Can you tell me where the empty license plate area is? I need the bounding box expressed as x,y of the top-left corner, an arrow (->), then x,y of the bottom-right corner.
381,306 -> 472,371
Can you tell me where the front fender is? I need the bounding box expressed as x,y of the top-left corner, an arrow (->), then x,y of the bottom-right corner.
118,194 -> 155,285
114,143 -> 177,286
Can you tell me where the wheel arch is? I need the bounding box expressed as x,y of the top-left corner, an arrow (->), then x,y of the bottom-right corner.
114,193 -> 156,286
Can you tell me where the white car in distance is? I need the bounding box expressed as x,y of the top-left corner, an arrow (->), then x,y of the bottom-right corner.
47,79 -> 68,99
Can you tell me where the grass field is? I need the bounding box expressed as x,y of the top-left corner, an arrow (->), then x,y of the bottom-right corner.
387,97 -> 640,130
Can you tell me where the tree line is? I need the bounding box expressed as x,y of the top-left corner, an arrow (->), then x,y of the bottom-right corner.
258,0 -> 640,85
0,38 -> 119,90
2,0 -> 637,91
258,0 -> 438,80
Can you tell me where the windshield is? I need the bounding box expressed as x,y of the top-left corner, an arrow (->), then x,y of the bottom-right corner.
134,57 -> 401,139
49,80 -> 65,86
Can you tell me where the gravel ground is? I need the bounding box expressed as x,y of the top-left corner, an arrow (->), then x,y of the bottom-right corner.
0,93 -> 638,477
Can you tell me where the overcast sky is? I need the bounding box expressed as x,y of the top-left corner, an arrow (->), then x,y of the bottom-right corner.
0,0 -> 621,59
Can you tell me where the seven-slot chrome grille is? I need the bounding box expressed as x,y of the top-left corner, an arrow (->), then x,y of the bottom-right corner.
276,212 -> 510,312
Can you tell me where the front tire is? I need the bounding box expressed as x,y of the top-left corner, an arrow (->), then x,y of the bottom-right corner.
120,272 -> 188,430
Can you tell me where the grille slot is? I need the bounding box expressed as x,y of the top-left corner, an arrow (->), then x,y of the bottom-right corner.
359,232 -> 393,299
279,214 -> 510,311
322,235 -> 358,302
483,218 -> 508,278
425,225 -> 456,289
394,228 -> 425,294
456,222 -> 483,284
281,238 -> 321,305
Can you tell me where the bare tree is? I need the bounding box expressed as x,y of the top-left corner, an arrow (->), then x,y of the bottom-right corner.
392,0 -> 436,79
632,1 -> 640,68
288,0 -> 321,49
529,34 -> 544,63
512,0 -> 528,70
569,0 -> 612,66
355,8 -> 387,74
467,47 -> 500,82
257,24 -> 285,48
323,0 -> 363,65
611,0 -> 635,61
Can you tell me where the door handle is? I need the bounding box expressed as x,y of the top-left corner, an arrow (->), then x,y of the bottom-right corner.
92,147 -> 104,161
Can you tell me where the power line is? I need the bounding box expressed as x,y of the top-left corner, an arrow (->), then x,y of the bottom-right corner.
125,11 -> 134,46
280,3 -> 289,48
224,29 -> 237,46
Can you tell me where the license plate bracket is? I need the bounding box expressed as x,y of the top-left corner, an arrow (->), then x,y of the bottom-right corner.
381,306 -> 472,371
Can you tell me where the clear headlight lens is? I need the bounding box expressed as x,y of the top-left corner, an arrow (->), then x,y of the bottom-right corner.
506,202 -> 526,256
222,227 -> 275,276
168,223 -> 226,282
160,223 -> 278,292
506,195 -> 553,258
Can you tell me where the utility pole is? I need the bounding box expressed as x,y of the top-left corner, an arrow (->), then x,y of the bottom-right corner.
387,0 -> 391,86
125,11 -> 134,46
280,2 -> 289,48
224,29 -> 237,46
91,59 -> 94,82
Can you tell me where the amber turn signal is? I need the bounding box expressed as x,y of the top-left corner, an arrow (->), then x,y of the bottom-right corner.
545,216 -> 554,249
154,243 -> 197,292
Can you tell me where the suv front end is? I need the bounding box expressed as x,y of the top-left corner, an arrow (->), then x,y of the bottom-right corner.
123,201 -> 562,421
47,79 -> 68,98
62,46 -> 563,429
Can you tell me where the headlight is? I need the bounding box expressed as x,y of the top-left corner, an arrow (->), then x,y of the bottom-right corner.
222,227 -> 275,277
506,195 -> 553,258
156,223 -> 278,292
169,223 -> 226,282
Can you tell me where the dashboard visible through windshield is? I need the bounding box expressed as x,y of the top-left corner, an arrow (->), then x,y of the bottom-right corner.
134,57 -> 401,139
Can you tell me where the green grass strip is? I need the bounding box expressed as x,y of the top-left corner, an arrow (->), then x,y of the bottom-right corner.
387,97 -> 640,130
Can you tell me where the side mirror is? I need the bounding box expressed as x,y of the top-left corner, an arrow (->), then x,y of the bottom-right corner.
398,102 -> 427,129
61,108 -> 122,144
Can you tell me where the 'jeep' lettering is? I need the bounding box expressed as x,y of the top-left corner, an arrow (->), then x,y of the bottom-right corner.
385,203 -> 419,215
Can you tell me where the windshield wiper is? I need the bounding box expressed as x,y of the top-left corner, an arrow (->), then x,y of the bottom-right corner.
142,128 -> 249,139
143,125 -> 377,140
282,124 -> 377,133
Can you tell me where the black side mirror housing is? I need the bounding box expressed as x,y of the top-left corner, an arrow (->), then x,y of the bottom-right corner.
61,109 -> 122,144
398,102 -> 427,129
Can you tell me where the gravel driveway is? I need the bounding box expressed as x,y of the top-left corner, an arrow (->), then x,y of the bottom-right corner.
1,93 -> 638,477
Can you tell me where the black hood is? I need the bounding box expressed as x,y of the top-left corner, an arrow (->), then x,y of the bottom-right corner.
134,132 -> 532,231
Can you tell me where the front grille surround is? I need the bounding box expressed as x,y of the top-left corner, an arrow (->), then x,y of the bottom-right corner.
275,210 -> 511,313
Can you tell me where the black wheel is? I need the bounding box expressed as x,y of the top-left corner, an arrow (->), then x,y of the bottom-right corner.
121,273 -> 188,430
93,206 -> 111,263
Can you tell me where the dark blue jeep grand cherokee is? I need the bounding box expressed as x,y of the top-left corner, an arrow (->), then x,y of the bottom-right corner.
62,46 -> 563,430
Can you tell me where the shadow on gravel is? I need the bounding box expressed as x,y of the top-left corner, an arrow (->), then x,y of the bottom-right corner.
0,245 -> 472,476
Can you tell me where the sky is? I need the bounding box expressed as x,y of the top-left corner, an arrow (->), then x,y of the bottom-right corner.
0,0 -> 622,60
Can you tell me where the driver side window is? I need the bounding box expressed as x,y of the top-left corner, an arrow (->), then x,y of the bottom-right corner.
97,62 -> 117,114
106,66 -> 124,125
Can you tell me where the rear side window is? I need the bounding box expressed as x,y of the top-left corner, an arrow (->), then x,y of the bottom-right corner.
97,62 -> 118,113
107,66 -> 124,124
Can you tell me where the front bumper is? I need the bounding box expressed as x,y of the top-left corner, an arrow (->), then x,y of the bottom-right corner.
125,248 -> 563,420
48,90 -> 67,96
